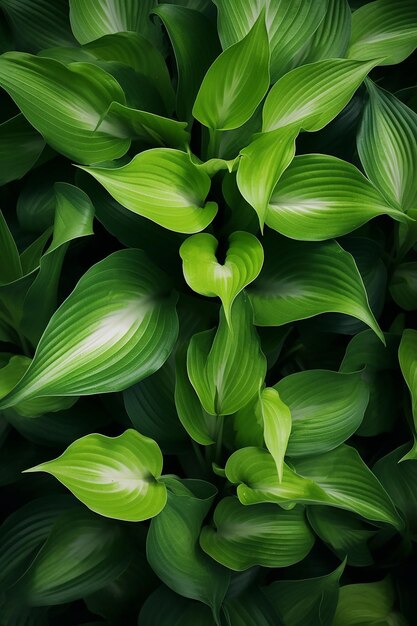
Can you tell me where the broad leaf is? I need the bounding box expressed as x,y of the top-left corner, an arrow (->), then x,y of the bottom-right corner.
275,369 -> 369,457
193,11 -> 269,131
187,293 -> 267,415
257,387 -> 291,481
301,0 -> 351,63
0,115 -> 44,186
247,233 -> 383,341
80,149 -> 217,234
0,52 -> 129,164
333,578 -> 404,626
24,430 -> 167,522
0,249 -> 178,407
266,154 -> 407,240
180,231 -> 263,325
262,58 -> 376,132
348,0 -> 417,65
357,81 -> 417,211
200,496 -> 314,570
390,263 -> 417,310
139,586 -> 214,626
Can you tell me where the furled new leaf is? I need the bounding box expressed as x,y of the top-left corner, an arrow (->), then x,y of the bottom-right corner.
257,387 -> 291,481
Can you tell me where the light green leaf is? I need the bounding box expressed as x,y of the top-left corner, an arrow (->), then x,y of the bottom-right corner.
236,127 -> 298,228
147,479 -> 230,620
0,52 -> 129,164
390,263 -> 417,310
348,0 -> 417,65
333,578 -> 402,626
24,430 -> 167,522
213,0 -> 327,82
0,211 -> 22,285
262,58 -> 376,133
357,81 -> 417,211
247,233 -> 383,341
257,387 -> 291,482
399,329 -> 417,457
69,0 -> 158,45
180,231 -> 263,326
275,369 -> 369,457
200,496 -> 313,571
187,293 -> 267,415
300,0 -> 351,63
193,11 -> 269,130
0,249 -> 178,407
266,154 -> 408,241
17,508 -> 130,606
80,149 -> 217,234
0,115 -> 45,186
226,445 -> 402,528
153,4 -> 220,122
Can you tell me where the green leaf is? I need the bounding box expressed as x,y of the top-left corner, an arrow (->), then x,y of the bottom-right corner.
69,0 -> 159,45
257,388 -> 291,482
139,586 -> 217,626
399,329 -> 417,457
266,154 -> 408,241
147,479 -> 230,620
333,578 -> 402,626
80,149 -> 217,234
262,58 -> 376,133
24,429 -> 167,522
180,231 -> 263,326
348,0 -> 417,65
236,127 -> 298,228
390,263 -> 417,311
0,115 -> 45,186
213,0 -> 327,82
0,52 -> 129,164
226,445 -> 402,528
0,249 -> 178,407
275,369 -> 369,457
0,211 -> 22,285
193,11 -> 269,130
17,508 -> 130,606
247,233 -> 383,341
200,496 -> 314,570
187,294 -> 266,415
153,4 -> 220,122
357,81 -> 417,211
300,0 -> 351,63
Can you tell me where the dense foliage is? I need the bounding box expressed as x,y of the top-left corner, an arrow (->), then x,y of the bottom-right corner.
1,0 -> 417,624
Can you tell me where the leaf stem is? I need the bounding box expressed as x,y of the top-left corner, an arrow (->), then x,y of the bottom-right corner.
207,128 -> 222,160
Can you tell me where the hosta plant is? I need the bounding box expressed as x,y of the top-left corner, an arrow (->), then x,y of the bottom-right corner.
1,0 -> 417,624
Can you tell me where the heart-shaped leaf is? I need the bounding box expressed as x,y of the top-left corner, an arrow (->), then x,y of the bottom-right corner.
200,496 -> 314,570
193,11 -> 269,131
266,154 -> 408,240
24,430 -> 167,522
180,231 -> 263,325
80,149 -> 217,234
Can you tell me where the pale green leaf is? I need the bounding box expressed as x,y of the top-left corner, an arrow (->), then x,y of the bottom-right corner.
180,231 -> 263,325
266,154 -> 408,241
0,115 -> 45,186
300,0 -> 351,63
247,233 -> 383,342
200,496 -> 313,570
80,149 -> 217,234
262,58 -> 376,133
24,430 -> 167,522
257,387 -> 291,482
193,11 -> 269,130
275,369 -> 369,457
348,0 -> 417,65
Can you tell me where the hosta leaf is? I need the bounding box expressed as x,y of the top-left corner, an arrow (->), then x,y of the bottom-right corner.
266,154 -> 408,240
153,4 -> 220,122
17,508 -> 130,606
224,589 -> 282,626
357,81 -> 417,211
0,249 -> 178,406
333,578 -> 401,626
24,430 -> 167,522
0,53 -> 129,164
139,586 -> 215,626
200,496 -> 314,570
80,149 -> 217,234
213,0 -> 327,82
226,445 -> 401,528
257,388 -> 291,481
398,329 -> 417,457
187,294 -> 267,415
147,479 -> 230,619
390,263 -> 417,310
69,0 -> 158,45
348,0 -> 417,65
237,127 -> 298,228
262,58 -> 376,133
0,115 -> 44,186
180,231 -> 264,325
193,11 -> 269,131
247,233 -> 383,341
275,369 -> 369,457
0,211 -> 22,285
301,0 -> 351,63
